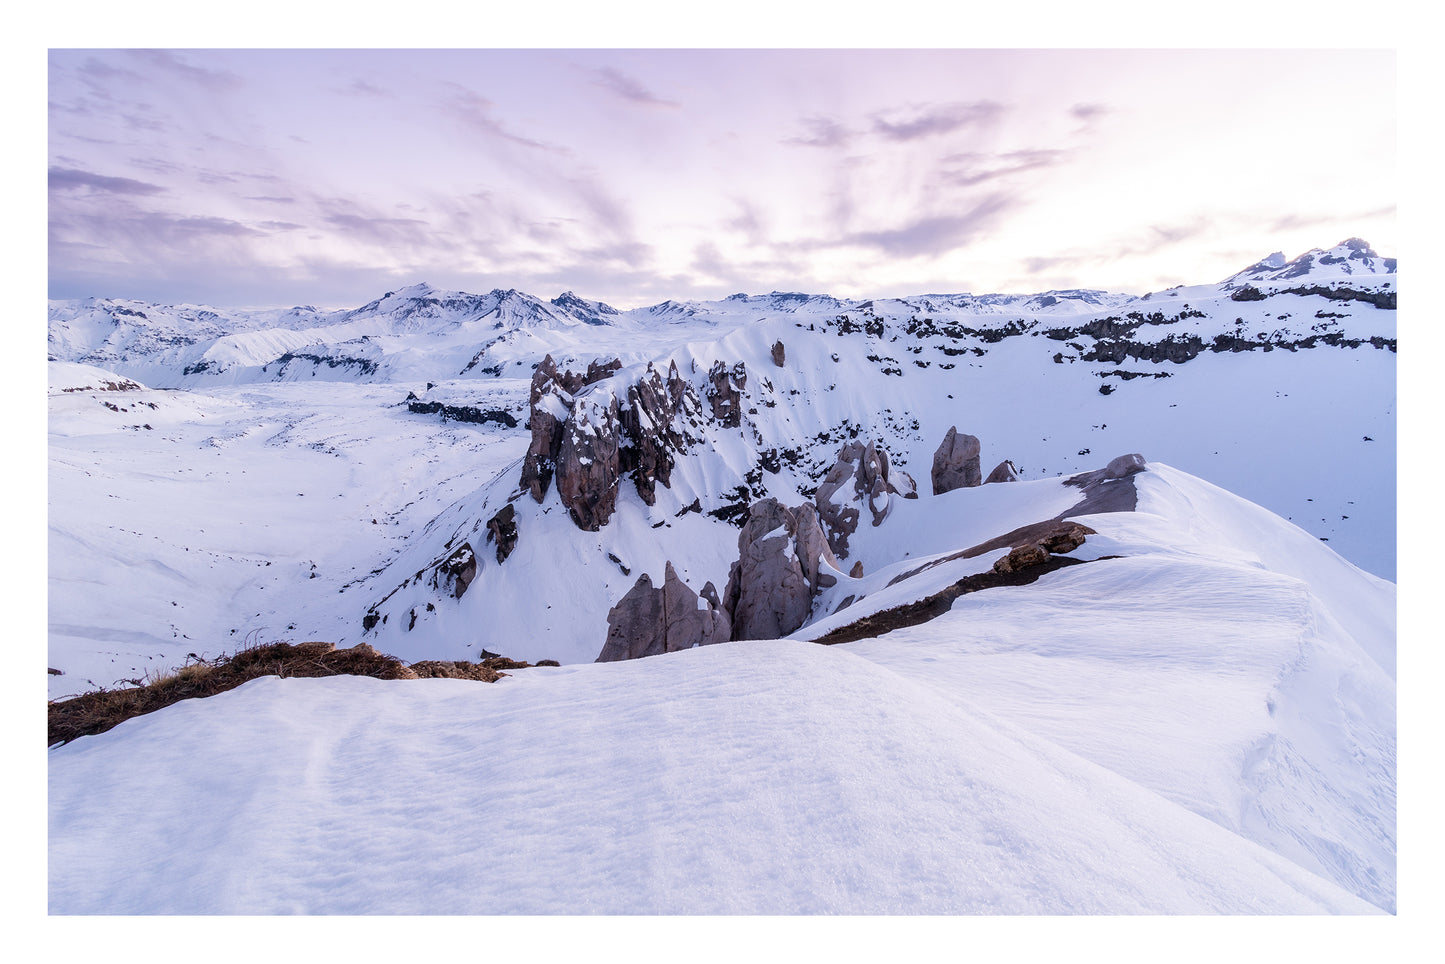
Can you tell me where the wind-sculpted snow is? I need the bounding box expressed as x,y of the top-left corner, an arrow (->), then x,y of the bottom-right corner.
49,642 -> 1382,914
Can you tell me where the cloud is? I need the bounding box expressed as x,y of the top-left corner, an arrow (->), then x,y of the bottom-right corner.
870,101 -> 1005,142
590,67 -> 679,108
939,149 -> 1067,187
135,214 -> 260,238
1267,205 -> 1395,233
1070,103 -> 1109,122
49,167 -> 167,196
323,213 -> 432,245
127,50 -> 241,91
786,115 -> 852,148
340,79 -> 392,98
441,86 -> 566,153
842,195 -> 1017,258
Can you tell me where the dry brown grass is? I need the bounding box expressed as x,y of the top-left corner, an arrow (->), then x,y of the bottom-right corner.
46,641 -> 544,747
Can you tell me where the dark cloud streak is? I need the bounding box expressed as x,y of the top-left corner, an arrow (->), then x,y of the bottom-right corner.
49,167 -> 167,196
870,101 -> 1005,142
590,67 -> 679,108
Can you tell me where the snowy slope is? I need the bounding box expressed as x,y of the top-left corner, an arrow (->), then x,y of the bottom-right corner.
49,641 -> 1382,915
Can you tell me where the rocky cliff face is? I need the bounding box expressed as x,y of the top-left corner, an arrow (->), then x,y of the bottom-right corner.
519,355 -> 705,531
722,498 -> 843,641
519,355 -> 619,504
617,361 -> 702,506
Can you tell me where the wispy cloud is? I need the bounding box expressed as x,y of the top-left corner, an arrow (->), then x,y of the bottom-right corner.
1070,103 -> 1109,122
49,167 -> 167,196
939,149 -> 1067,187
127,50 -> 242,91
340,79 -> 392,98
323,212 -> 432,245
840,196 -> 1017,258
441,85 -> 566,153
870,101 -> 1005,142
786,115 -> 852,149
590,67 -> 679,108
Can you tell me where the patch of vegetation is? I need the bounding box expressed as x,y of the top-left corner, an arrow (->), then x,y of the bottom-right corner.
47,641 -> 536,747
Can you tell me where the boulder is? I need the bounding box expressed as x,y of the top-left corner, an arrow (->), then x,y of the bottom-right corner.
722,498 -> 842,641
485,503 -> 518,564
1105,453 -> 1148,479
596,562 -> 731,662
984,459 -> 1019,484
931,427 -> 982,494
993,543 -> 1049,574
440,543 -> 477,599
771,340 -> 786,367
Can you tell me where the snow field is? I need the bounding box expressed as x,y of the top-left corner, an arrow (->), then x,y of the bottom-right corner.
47,641 -> 1381,915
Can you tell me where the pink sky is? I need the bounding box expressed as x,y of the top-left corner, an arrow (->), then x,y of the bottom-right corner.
48,48 -> 1395,308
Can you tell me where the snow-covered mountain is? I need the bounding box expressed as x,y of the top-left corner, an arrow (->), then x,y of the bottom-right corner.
47,240 -> 1397,914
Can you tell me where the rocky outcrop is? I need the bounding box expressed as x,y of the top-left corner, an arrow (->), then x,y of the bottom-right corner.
440,543 -> 477,599
1105,453 -> 1147,479
520,354 -> 618,504
992,543 -> 1049,574
1057,454 -> 1148,518
984,459 -> 1019,484
596,562 -> 731,662
706,360 -> 747,427
771,340 -> 786,367
518,355 -> 702,530
722,498 -> 842,641
485,503 -> 518,564
617,361 -> 699,506
555,394 -> 622,532
814,441 -> 907,558
931,427 -> 982,494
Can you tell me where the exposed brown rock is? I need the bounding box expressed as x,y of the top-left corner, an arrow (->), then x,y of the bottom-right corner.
849,561 -> 864,578
519,355 -> 570,503
555,394 -> 622,532
440,543 -> 478,599
771,340 -> 786,366
596,562 -> 731,662
886,519 -> 1096,587
706,360 -> 748,427
722,498 -> 842,641
1106,453 -> 1148,479
520,356 -> 701,527
519,355 -> 624,504
814,440 -> 904,557
992,543 -> 1049,574
617,361 -> 697,506
1057,454 -> 1147,519
485,503 -> 518,564
932,427 -> 982,494
984,459 -> 1019,484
